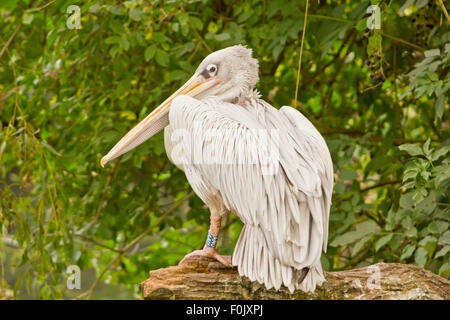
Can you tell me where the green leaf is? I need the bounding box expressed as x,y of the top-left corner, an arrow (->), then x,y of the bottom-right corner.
431,145 -> 450,162
272,44 -> 284,60
428,221 -> 449,234
177,12 -> 189,25
330,231 -> 358,246
414,247 -> 428,266
402,168 -> 419,182
120,37 -> 130,51
13,271 -> 24,298
179,60 -> 194,73
169,70 -> 188,81
41,142 -> 61,156
438,230 -> 450,246
356,19 -> 367,31
399,143 -> 423,156
416,0 -> 430,9
155,49 -> 169,67
22,13 -> 34,25
108,6 -> 124,15
419,236 -> 437,255
189,16 -> 203,30
400,244 -> 416,260
0,0 -> 20,10
330,220 -> 376,247
120,110 -> 136,121
152,32 -> 171,43
215,33 -> 231,42
355,220 -> 377,235
438,262 -> 450,277
427,71 -> 438,82
238,10 -> 253,23
340,169 -> 358,180
129,7 -> 144,21
352,234 -> 372,256
423,138 -> 432,157
144,45 -> 157,62
375,234 -> 394,252
105,36 -> 120,44
404,227 -> 418,238
435,94 -> 446,121
435,246 -> 450,258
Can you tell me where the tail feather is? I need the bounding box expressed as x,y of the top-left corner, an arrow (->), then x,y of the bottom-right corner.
296,267 -> 310,284
232,224 -> 325,293
296,262 -> 325,292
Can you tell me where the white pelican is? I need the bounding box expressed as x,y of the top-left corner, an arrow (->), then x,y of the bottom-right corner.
101,45 -> 333,292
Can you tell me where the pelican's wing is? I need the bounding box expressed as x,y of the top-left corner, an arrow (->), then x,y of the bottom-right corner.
278,105 -> 334,250
168,95 -> 333,292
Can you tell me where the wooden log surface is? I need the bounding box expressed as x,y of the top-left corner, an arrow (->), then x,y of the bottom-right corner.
140,256 -> 450,300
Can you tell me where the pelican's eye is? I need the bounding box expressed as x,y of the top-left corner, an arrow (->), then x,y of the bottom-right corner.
206,64 -> 218,75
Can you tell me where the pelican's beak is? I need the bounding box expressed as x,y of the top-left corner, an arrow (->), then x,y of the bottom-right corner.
100,74 -> 221,167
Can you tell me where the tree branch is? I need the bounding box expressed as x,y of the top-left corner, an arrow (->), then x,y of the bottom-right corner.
361,180 -> 401,192
141,256 -> 450,300
437,0 -> 450,23
294,0 -> 309,108
73,191 -> 193,300
0,24 -> 22,61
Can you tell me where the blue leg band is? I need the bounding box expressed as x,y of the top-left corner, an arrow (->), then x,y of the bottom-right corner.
206,231 -> 218,248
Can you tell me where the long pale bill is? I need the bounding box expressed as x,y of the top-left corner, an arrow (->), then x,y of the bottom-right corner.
100,75 -> 220,167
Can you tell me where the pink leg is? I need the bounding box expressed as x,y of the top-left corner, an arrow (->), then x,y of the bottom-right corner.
179,214 -> 232,266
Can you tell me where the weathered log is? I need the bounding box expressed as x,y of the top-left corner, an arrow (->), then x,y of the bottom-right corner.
140,256 -> 450,300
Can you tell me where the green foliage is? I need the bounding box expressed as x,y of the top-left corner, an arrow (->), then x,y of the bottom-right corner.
0,0 -> 448,299
394,140 -> 449,274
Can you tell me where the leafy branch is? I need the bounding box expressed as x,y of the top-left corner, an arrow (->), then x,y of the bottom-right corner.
73,191 -> 193,300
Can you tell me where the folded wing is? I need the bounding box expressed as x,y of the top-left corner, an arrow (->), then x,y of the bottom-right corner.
166,95 -> 333,292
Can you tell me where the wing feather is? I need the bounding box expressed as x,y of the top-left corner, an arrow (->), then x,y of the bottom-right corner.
166,95 -> 333,291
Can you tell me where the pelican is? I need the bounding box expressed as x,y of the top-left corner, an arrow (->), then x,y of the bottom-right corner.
101,45 -> 333,292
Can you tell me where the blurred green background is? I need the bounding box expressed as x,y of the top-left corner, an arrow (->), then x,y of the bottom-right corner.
0,0 -> 449,299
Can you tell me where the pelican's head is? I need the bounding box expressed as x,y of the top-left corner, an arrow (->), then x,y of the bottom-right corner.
101,45 -> 259,167
193,45 -> 259,102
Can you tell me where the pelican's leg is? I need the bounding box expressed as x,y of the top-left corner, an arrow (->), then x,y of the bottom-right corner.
179,214 -> 232,266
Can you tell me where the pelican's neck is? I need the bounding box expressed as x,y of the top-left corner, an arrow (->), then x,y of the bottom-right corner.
233,88 -> 260,105
197,87 -> 260,106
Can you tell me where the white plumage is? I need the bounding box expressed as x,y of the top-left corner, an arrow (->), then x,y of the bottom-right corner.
164,92 -> 333,292
101,45 -> 334,293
